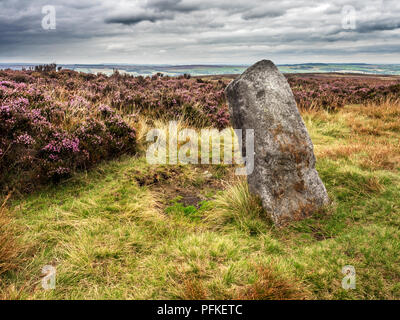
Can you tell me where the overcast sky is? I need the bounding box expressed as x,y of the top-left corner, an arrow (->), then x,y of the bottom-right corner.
0,0 -> 399,64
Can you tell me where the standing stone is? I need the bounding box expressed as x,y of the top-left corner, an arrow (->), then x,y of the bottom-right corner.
225,60 -> 329,225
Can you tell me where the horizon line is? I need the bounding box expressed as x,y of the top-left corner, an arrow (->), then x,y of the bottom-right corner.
1,62 -> 400,66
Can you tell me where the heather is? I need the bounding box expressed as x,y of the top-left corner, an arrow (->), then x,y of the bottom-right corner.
1,69 -> 400,193
0,76 -> 136,192
287,74 -> 400,110
0,69 -> 228,192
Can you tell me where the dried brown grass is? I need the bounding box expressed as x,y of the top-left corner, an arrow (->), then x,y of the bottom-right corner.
181,279 -> 208,300
0,194 -> 21,276
347,98 -> 400,136
316,144 -> 364,160
360,142 -> 400,171
309,98 -> 400,171
235,265 -> 307,300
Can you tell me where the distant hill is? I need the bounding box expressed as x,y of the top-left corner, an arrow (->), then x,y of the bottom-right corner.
1,63 -> 400,76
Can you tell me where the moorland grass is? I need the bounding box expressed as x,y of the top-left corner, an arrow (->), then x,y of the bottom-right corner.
0,101 -> 399,300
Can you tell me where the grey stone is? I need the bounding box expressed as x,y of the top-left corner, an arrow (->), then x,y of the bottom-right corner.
225,60 -> 329,225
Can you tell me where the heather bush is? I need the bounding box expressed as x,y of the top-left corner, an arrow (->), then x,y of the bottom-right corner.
0,71 -> 138,192
2,68 -> 398,192
287,75 -> 400,110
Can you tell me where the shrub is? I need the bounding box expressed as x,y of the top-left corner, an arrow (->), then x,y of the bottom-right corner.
3,69 -> 395,192
287,75 -> 400,110
0,74 -> 138,192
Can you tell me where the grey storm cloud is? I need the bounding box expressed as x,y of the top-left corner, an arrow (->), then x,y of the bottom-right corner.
146,0 -> 199,13
105,0 -> 201,25
356,19 -> 400,33
0,0 -> 399,64
242,9 -> 287,20
105,11 -> 175,25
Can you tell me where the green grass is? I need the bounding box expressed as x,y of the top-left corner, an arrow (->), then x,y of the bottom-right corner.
1,104 -> 400,300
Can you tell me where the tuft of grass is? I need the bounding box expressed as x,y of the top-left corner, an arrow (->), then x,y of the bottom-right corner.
235,264 -> 307,300
205,179 -> 269,232
181,278 -> 208,300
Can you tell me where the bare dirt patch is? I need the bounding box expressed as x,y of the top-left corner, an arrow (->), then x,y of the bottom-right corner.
136,165 -> 237,209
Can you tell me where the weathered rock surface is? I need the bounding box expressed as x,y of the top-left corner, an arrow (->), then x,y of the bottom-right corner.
225,60 -> 329,225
